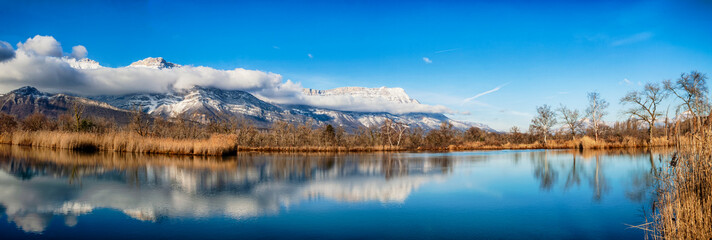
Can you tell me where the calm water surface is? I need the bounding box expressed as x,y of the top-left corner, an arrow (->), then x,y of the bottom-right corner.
0,146 -> 666,239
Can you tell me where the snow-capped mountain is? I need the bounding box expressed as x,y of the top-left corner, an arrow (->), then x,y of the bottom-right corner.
2,56 -> 493,132
92,86 -> 492,131
63,57 -> 102,69
128,57 -> 179,69
92,86 -> 311,126
303,86 -> 420,104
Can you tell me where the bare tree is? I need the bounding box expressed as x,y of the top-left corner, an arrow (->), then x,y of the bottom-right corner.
393,121 -> 409,147
21,112 -> 52,131
508,126 -> 523,143
620,82 -> 667,143
558,104 -> 582,139
381,119 -> 395,146
530,104 -> 557,144
130,103 -> 149,136
586,91 -> 609,142
663,71 -> 710,130
0,113 -> 18,133
72,102 -> 85,132
322,124 -> 336,146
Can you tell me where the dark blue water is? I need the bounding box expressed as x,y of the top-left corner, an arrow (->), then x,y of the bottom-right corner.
0,146 -> 662,239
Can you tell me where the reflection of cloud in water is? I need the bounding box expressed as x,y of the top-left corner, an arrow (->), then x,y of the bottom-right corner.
0,149 -> 451,233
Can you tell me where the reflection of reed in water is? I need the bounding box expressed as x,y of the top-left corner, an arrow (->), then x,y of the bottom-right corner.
0,145 -> 454,185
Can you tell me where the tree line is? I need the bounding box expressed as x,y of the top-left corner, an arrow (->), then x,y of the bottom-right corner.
529,71 -> 709,145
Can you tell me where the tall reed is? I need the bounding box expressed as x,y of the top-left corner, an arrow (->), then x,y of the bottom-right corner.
649,129 -> 712,239
3,131 -> 238,156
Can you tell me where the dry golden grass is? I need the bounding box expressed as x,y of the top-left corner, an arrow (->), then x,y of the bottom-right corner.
4,131 -> 238,155
647,129 -> 712,239
1,130 -> 410,155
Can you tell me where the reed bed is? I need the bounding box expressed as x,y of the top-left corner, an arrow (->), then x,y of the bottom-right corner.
648,129 -> 712,239
2,131 -> 239,155
0,131 -> 410,155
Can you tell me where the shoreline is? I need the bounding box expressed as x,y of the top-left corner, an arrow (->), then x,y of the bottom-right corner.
0,130 -> 675,156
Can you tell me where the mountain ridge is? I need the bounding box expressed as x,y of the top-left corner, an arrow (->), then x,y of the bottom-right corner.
0,86 -> 134,124
1,86 -> 494,132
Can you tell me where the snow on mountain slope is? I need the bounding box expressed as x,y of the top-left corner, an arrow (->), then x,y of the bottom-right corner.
303,86 -> 420,104
149,86 -> 301,124
92,92 -> 182,113
91,86 -> 493,131
63,57 -> 102,69
1,85 -> 493,132
93,86 -> 308,126
128,57 -> 179,69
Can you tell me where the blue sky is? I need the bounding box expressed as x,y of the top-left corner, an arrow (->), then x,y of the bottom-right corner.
1,0 -> 711,130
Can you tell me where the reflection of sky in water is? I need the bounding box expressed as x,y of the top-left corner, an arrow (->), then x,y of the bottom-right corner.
0,147 -> 665,239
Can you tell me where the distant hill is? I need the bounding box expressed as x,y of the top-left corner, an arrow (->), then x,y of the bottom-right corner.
0,86 -> 134,124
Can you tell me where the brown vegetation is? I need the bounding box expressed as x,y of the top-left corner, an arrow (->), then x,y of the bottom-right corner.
0,131 -> 238,155
645,125 -> 712,239
630,70 -> 712,238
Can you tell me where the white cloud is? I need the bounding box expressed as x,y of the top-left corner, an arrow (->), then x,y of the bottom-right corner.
0,35 -> 452,115
299,94 -> 453,114
16,35 -> 63,57
0,41 -> 14,62
434,48 -> 459,54
307,53 -> 313,59
506,110 -> 531,117
463,83 -> 507,104
422,57 -> 432,64
611,32 -> 653,47
70,45 -> 88,59
0,41 -> 295,97
619,78 -> 632,85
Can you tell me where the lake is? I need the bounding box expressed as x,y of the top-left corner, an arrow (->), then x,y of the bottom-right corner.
0,146 -> 665,239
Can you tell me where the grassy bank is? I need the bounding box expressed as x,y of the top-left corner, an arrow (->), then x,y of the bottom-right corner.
0,130 -> 674,155
0,131 -> 238,155
649,129 -> 712,239
0,131 -> 408,155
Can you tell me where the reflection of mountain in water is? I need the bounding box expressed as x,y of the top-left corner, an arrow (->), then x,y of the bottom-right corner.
0,147 -> 452,233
